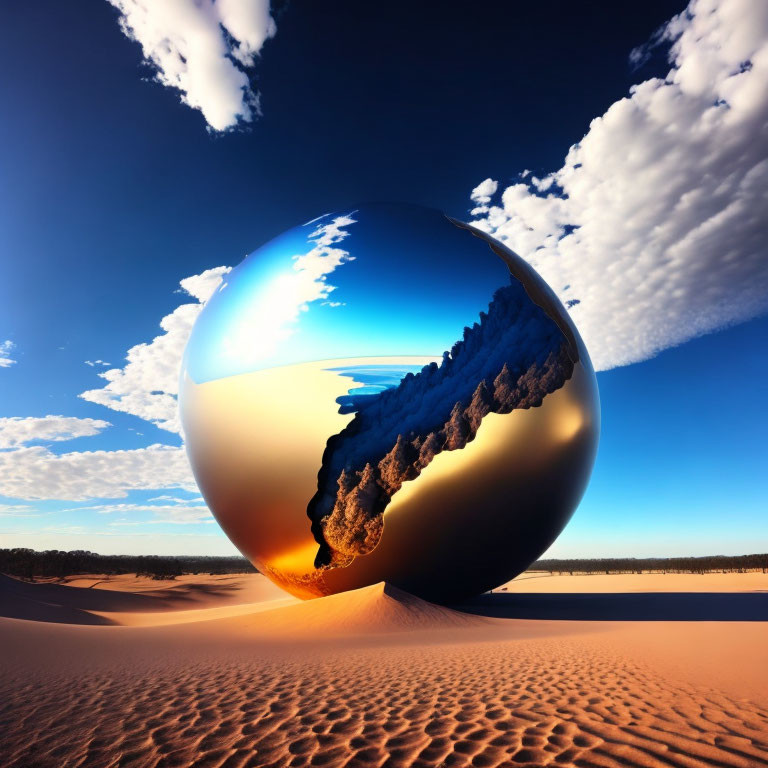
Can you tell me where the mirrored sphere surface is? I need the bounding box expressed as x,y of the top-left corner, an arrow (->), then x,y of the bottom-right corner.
181,203 -> 600,602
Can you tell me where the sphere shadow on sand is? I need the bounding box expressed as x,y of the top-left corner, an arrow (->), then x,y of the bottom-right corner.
455,590 -> 768,622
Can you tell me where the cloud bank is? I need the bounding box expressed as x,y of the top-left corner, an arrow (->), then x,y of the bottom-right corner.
80,266 -> 230,433
0,268 -> 227,507
0,416 -> 110,450
0,266 -> 226,510
108,0 -> 276,131
0,443 -> 196,501
470,0 -> 768,371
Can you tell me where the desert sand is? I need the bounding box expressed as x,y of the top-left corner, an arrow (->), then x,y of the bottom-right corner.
1,571 -> 767,768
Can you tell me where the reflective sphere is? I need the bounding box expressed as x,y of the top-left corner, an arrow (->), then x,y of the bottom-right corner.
181,203 -> 599,602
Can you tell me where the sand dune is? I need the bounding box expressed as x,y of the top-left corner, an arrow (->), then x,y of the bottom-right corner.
92,596 -> 298,627
93,582 -> 484,632
1,572 -> 767,768
61,572 -> 288,601
0,572 -> 288,625
220,582 -> 492,637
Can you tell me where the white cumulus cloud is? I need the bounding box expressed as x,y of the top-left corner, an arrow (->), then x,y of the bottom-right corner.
0,340 -> 16,368
469,178 -> 499,215
80,266 -> 230,433
0,444 -> 196,501
0,416 -> 110,450
108,0 -> 276,131
470,0 -> 768,371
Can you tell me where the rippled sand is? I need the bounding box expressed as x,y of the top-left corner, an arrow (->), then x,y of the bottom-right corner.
1,573 -> 767,768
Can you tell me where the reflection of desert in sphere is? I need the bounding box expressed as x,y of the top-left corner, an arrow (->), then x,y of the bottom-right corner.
180,203 -> 600,602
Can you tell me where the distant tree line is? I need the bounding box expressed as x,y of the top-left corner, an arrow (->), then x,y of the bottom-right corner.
0,548 -> 257,581
533,553 -> 768,575
2,548 -> 766,582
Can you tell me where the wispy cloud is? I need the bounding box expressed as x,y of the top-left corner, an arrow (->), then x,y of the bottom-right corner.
84,360 -> 110,367
0,340 -> 16,368
80,266 -> 230,433
0,504 -> 46,519
73,501 -> 213,525
147,494 -> 204,504
470,0 -> 768,371
108,0 -> 276,131
110,517 -> 214,527
0,416 -> 110,450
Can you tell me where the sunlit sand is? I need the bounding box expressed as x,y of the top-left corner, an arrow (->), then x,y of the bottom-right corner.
1,571 -> 767,767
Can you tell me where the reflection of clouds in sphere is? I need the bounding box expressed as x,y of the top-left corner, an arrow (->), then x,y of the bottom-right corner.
181,203 -> 600,603
219,214 -> 357,369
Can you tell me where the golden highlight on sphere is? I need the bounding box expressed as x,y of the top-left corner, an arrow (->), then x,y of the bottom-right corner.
180,204 -> 600,603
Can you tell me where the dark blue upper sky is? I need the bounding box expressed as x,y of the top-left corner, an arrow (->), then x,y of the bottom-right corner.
0,0 -> 683,410
0,1 -> 684,362
0,0 -> 765,557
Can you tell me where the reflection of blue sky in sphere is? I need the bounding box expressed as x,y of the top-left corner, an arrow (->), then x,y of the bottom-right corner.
184,204 -> 511,384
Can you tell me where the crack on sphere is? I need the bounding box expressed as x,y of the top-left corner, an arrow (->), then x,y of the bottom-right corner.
307,277 -> 575,569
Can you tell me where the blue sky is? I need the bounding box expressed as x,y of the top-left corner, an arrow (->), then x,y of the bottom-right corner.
0,0 -> 766,558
